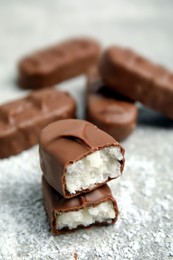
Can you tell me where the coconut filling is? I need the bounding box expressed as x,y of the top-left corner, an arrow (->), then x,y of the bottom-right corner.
55,201 -> 116,230
65,146 -> 123,194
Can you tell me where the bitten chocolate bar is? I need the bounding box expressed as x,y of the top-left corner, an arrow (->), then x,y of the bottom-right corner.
99,46 -> 173,119
42,176 -> 118,235
0,89 -> 76,158
18,38 -> 101,89
86,67 -> 138,141
39,119 -> 125,198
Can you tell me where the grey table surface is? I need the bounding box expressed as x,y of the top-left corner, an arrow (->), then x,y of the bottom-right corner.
0,1 -> 173,259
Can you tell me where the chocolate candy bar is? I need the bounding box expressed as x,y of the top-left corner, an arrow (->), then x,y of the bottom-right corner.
18,38 -> 101,89
42,176 -> 118,235
39,119 -> 125,198
99,46 -> 173,119
86,67 -> 138,141
0,89 -> 76,158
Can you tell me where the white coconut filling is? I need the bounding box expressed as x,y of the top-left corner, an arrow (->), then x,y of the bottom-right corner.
65,146 -> 123,194
55,201 -> 115,230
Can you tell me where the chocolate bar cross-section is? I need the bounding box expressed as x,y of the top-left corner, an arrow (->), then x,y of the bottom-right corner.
39,119 -> 125,198
42,176 -> 119,235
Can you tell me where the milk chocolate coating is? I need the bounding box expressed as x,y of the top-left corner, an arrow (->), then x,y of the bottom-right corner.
18,38 -> 101,89
39,119 -> 125,198
86,67 -> 138,141
0,89 -> 76,158
99,46 -> 173,119
42,176 -> 119,235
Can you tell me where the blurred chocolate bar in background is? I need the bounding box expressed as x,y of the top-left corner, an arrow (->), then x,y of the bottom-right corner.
18,38 -> 101,89
0,89 -> 76,158
99,46 -> 173,119
86,67 -> 138,141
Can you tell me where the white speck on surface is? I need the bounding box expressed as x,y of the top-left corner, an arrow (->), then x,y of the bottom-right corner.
82,234 -> 89,241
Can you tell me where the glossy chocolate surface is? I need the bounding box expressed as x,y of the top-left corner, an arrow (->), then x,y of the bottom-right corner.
99,46 -> 173,119
86,67 -> 138,141
0,89 -> 76,158
18,38 -> 101,89
39,119 -> 125,198
42,176 -> 118,235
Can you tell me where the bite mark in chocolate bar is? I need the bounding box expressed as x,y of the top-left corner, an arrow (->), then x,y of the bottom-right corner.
39,119 -> 125,198
42,176 -> 118,235
99,46 -> 173,119
86,67 -> 138,141
0,89 -> 76,158
18,38 -> 101,89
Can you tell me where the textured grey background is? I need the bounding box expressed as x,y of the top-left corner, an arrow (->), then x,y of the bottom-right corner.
0,1 -> 173,259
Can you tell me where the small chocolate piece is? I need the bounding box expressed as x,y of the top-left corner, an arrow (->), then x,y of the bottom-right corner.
18,38 -> 101,89
39,119 -> 125,198
0,89 -> 76,158
42,176 -> 119,235
86,67 -> 138,141
99,46 -> 173,119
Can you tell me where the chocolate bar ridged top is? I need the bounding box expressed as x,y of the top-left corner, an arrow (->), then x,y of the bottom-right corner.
40,119 -> 124,164
86,67 -> 137,141
0,89 -> 76,158
99,46 -> 173,119
19,38 -> 101,89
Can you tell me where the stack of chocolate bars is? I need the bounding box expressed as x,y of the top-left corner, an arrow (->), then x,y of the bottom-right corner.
39,119 -> 125,235
1,35 -> 172,234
